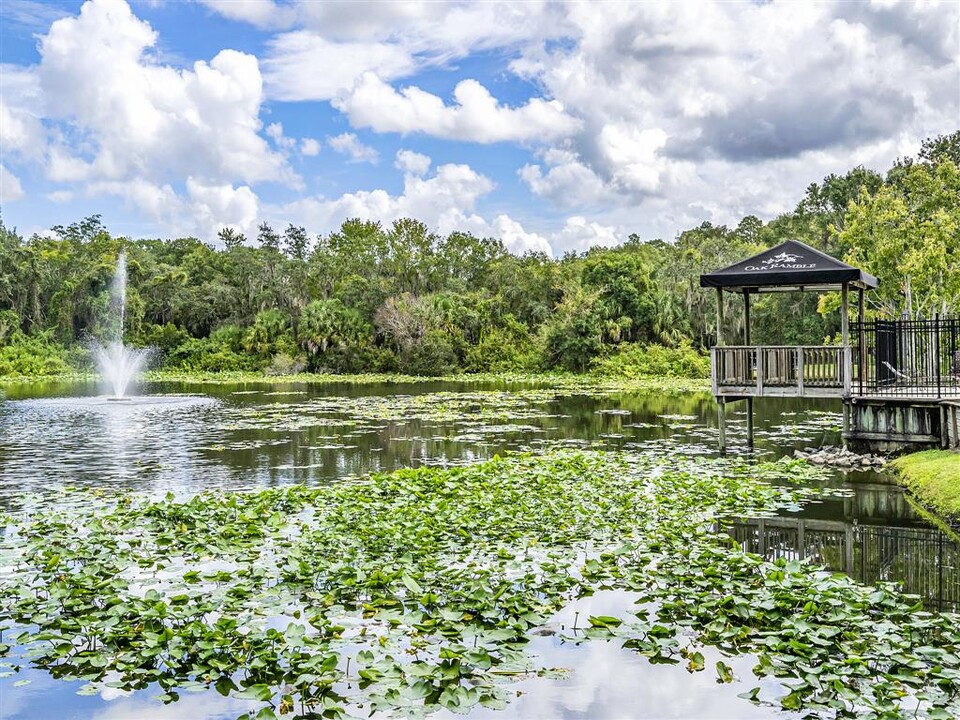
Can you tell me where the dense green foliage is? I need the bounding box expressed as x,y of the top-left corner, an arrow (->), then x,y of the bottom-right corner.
1,133 -> 957,377
590,340 -> 710,379
6,450 -> 960,718
0,331 -> 71,377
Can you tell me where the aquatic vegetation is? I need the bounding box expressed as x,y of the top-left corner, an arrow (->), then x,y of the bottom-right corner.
1,450 -> 956,719
218,390 -> 565,432
214,386 -> 715,448
143,370 -> 711,395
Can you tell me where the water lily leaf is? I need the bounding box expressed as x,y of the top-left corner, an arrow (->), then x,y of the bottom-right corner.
587,615 -> 622,628
401,573 -> 423,595
686,651 -> 705,672
780,691 -> 803,710
715,661 -> 734,683
214,676 -> 236,697
236,684 -> 274,702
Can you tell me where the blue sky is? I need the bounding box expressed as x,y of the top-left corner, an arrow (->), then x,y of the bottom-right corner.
1,0 -> 957,254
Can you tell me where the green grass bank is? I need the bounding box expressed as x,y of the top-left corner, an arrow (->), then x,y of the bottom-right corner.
0,369 -> 710,394
890,450 -> 960,521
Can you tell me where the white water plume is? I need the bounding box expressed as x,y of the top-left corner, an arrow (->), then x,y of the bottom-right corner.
94,252 -> 151,398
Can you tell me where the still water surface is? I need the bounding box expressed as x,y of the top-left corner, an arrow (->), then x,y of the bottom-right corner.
0,379 -> 956,719
0,379 -> 840,497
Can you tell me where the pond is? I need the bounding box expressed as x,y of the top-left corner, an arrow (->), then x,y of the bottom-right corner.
1,379 -> 958,720
0,378 -> 844,497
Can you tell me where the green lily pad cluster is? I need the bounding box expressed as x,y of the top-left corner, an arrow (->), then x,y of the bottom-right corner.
0,450 -> 956,719
219,389 -> 566,433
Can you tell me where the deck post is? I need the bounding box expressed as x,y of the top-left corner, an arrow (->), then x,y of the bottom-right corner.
717,397 -> 727,453
743,292 -> 754,447
935,314 -> 942,399
742,291 -> 750,345
710,347 -> 718,395
858,288 -> 866,394
841,283 -> 851,397
756,349 -> 763,397
716,288 -> 724,346
714,288 -> 724,452
797,349 -> 804,397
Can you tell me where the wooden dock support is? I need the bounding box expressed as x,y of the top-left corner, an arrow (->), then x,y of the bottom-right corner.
947,405 -> 960,448
941,403 -> 949,449
718,398 -> 727,453
746,397 -> 754,447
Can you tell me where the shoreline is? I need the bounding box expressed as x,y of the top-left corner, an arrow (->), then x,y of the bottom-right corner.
889,450 -> 960,528
0,370 -> 711,393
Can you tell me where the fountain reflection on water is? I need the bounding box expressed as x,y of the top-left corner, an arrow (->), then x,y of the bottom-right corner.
93,252 -> 151,399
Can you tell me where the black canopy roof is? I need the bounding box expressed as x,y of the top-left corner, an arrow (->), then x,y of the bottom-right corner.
699,239 -> 878,292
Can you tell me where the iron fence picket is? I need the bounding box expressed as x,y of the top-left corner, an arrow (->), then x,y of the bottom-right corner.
853,317 -> 960,398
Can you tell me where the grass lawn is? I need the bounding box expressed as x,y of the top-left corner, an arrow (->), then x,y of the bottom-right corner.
891,450 -> 960,518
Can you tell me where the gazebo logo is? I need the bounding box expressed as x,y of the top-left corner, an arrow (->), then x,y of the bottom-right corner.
743,250 -> 815,271
762,251 -> 802,265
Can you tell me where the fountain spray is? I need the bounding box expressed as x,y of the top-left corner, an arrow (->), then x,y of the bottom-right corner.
94,252 -> 151,399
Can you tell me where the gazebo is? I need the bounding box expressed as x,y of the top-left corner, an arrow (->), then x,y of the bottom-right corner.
699,239 -> 878,449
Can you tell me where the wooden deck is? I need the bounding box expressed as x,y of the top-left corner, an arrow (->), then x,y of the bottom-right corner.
711,345 -> 849,399
711,344 -> 960,451
712,345 -> 960,401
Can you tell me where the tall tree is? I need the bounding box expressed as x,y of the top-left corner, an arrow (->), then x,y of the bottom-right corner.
841,160 -> 960,318
217,227 -> 246,249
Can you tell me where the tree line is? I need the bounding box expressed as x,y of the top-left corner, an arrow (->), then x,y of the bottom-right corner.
0,133 -> 958,377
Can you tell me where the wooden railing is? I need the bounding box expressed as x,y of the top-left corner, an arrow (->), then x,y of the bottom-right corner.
712,345 -> 849,398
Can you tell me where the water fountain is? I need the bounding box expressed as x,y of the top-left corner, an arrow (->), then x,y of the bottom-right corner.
93,252 -> 151,400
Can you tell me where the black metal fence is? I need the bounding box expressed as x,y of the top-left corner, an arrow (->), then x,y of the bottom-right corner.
854,316 -> 960,397
726,517 -> 960,611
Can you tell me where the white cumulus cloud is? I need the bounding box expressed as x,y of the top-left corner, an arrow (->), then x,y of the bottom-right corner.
184,179 -> 260,239
519,149 -> 607,208
328,133 -> 379,164
266,122 -> 296,151
37,0 -> 293,187
197,0 -> 295,29
278,159 -> 495,237
334,73 -> 581,144
87,176 -> 260,239
229,1 -> 563,103
0,165 -> 25,202
299,138 -> 321,156
395,149 -> 431,176
553,216 -> 621,252
490,214 -> 551,255
263,33 -> 416,101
